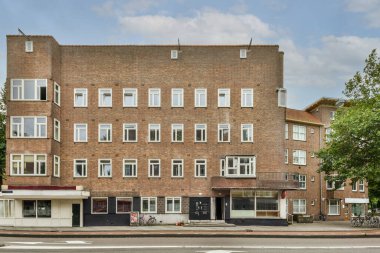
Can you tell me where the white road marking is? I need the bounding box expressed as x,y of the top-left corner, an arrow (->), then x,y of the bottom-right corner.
65,241 -> 91,244
197,250 -> 245,253
2,245 -> 380,250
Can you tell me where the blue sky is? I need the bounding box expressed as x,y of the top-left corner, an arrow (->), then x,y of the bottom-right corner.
1,0 -> 379,109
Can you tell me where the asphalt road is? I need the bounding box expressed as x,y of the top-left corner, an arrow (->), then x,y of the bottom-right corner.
0,237 -> 380,253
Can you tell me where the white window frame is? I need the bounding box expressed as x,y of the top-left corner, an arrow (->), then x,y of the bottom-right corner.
74,123 -> 88,142
165,197 -> 181,213
54,82 -> 60,106
277,88 -> 287,107
328,199 -> 340,215
241,88 -> 253,107
326,180 -> 344,190
218,88 -> 230,107
123,123 -> 138,142
171,159 -> 183,178
240,49 -> 247,59
171,88 -> 184,107
148,124 -> 161,142
10,116 -> 47,138
123,88 -> 138,107
359,180 -> 365,192
195,124 -> 207,142
293,199 -> 306,214
25,41 -> 33,52
91,197 -> 108,214
195,88 -> 207,107
299,174 -> 306,189
53,155 -> 60,177
116,197 -> 133,214
123,159 -> 137,178
218,124 -> 230,142
285,124 -> 288,139
10,79 -> 47,101
241,124 -> 253,142
195,159 -> 207,177
293,125 -> 306,141
171,50 -> 178,59
352,181 -> 357,192
73,159 -> 87,178
98,124 -> 112,142
98,88 -> 112,107
285,149 -> 288,164
149,88 -> 161,107
141,197 -> 157,213
54,118 -> 60,142
98,159 -> 112,178
148,159 -> 160,177
10,154 -> 47,176
220,159 -> 225,176
293,150 -> 306,165
74,88 -> 88,107
225,156 -> 256,177
0,199 -> 15,218
171,124 -> 184,142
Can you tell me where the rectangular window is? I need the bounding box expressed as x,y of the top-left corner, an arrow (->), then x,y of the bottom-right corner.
166,197 -> 181,213
241,124 -> 253,142
11,79 -> 47,101
277,88 -> 287,107
328,199 -> 340,215
141,197 -> 157,213
195,124 -> 207,142
293,125 -> 306,141
240,49 -> 247,59
116,197 -> 132,213
54,82 -> 60,106
299,175 -> 306,189
54,119 -> 60,142
123,124 -> 137,142
293,199 -> 306,214
171,88 -> 184,107
293,150 -> 306,165
218,89 -> 230,107
172,159 -> 183,177
123,88 -> 137,107
352,181 -> 357,191
98,124 -> 112,142
195,159 -> 207,177
92,198 -> 108,214
74,88 -> 88,107
11,116 -> 47,138
98,88 -> 112,107
0,200 -> 14,218
172,124 -> 183,142
10,154 -> 46,176
325,127 -> 332,142
285,149 -> 288,164
359,180 -> 365,192
195,88 -> 207,107
149,88 -> 161,107
53,155 -> 60,177
285,124 -> 288,139
74,124 -> 87,142
98,159 -> 112,177
326,180 -> 344,190
25,41 -> 33,52
225,156 -> 256,177
149,124 -> 160,142
149,159 -> 160,177
218,124 -> 230,142
220,159 -> 225,176
74,159 -> 87,177
330,111 -> 336,120
22,200 -> 51,218
241,89 -> 253,107
123,159 -> 137,177
171,50 -> 178,59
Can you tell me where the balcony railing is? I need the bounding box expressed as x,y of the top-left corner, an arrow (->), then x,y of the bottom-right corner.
211,172 -> 299,190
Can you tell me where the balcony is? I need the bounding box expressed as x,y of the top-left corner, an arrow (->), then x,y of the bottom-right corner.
211,172 -> 299,190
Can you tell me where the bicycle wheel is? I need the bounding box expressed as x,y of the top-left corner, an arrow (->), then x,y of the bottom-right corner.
147,217 -> 156,225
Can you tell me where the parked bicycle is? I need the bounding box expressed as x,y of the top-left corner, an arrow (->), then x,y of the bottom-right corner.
351,214 -> 379,227
139,214 -> 157,226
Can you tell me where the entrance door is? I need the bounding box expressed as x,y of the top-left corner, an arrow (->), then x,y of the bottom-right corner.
72,204 -> 80,227
189,197 -> 211,220
215,197 -> 224,220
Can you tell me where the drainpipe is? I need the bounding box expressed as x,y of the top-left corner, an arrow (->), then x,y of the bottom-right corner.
319,123 -> 323,218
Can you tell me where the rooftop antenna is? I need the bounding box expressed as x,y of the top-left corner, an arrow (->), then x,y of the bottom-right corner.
177,38 -> 181,51
247,37 -> 252,51
18,28 -> 31,40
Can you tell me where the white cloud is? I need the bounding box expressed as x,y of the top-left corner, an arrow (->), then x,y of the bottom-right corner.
281,36 -> 380,90
345,0 -> 380,28
118,9 -> 276,44
92,0 -> 161,17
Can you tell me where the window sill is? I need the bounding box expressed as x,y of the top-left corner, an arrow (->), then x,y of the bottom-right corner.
10,174 -> 48,177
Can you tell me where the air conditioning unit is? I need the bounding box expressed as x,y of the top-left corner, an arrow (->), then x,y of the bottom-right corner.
171,50 -> 178,59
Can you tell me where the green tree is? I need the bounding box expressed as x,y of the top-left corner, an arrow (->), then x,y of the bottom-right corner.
0,86 -> 6,184
318,49 -> 380,209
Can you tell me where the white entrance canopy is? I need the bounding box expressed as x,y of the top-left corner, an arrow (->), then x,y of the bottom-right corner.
0,190 -> 90,199
345,198 -> 369,204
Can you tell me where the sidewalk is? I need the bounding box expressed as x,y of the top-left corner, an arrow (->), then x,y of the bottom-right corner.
0,221 -> 379,238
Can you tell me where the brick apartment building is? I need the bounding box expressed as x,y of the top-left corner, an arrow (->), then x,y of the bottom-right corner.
0,35 -> 368,227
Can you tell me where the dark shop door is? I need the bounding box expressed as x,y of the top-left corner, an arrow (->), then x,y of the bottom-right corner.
215,197 -> 224,220
189,197 -> 210,220
72,204 -> 80,227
